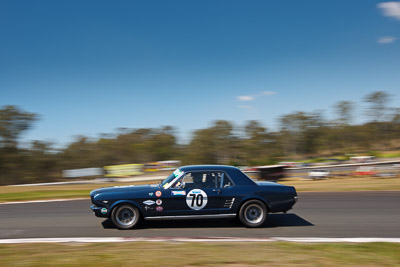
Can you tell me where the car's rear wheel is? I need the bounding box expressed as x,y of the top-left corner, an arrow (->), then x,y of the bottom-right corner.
111,204 -> 140,230
238,200 -> 267,228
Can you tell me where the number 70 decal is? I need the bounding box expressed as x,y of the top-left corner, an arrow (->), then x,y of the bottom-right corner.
186,189 -> 208,210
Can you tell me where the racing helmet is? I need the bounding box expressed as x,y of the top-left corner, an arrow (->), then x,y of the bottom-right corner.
192,172 -> 203,185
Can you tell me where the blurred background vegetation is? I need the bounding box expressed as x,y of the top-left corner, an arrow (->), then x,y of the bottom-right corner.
1,91 -> 399,185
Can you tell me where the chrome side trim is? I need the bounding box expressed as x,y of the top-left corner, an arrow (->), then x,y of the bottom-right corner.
144,213 -> 237,220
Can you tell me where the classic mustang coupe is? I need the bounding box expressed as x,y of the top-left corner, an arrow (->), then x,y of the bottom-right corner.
90,165 -> 297,229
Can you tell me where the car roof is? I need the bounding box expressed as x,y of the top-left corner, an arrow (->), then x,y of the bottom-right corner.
179,165 -> 256,186
180,165 -> 239,172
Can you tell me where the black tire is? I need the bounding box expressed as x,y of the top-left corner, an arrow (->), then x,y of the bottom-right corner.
111,204 -> 140,230
238,200 -> 267,228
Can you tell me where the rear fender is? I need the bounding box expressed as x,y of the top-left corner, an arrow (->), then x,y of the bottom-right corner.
238,195 -> 270,213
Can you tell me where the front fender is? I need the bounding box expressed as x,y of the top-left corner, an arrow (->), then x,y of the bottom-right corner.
109,200 -> 143,217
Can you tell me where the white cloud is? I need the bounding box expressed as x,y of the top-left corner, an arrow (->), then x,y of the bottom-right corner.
237,95 -> 254,101
378,36 -> 397,44
378,2 -> 400,20
260,91 -> 276,96
236,91 -> 277,102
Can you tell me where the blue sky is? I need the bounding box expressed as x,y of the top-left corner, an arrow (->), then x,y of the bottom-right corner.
1,0 -> 400,146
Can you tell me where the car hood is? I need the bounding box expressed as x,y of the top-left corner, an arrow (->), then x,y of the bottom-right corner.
90,184 -> 159,196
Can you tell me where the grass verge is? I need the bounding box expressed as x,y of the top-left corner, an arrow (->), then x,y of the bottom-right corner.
0,242 -> 400,266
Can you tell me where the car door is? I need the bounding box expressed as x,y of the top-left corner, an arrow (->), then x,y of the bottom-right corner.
158,171 -> 222,216
219,172 -> 240,213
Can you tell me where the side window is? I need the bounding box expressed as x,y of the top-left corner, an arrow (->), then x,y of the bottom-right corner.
171,171 -> 233,189
182,171 -> 224,189
222,173 -> 234,188
181,173 -> 194,189
204,172 -> 222,188
215,172 -> 223,188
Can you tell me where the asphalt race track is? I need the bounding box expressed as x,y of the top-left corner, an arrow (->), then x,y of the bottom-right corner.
0,192 -> 399,239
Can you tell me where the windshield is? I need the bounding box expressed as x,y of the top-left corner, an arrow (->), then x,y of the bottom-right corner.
160,168 -> 184,189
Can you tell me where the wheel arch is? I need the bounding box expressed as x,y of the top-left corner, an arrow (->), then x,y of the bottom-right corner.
109,200 -> 143,218
237,196 -> 270,215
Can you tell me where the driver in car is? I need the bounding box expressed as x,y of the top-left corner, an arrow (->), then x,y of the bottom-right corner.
173,172 -> 204,189
192,172 -> 204,188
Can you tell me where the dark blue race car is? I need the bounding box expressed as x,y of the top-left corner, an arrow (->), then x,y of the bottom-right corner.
90,165 -> 297,229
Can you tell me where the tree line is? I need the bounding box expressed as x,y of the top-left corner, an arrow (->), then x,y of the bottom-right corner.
1,91 -> 399,185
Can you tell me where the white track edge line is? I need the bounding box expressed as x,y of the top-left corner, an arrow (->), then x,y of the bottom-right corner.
1,237 -> 400,244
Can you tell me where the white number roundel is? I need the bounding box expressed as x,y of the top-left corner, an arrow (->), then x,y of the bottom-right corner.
186,189 -> 208,210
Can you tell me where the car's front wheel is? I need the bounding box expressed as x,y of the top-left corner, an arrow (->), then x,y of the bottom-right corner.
238,200 -> 267,228
111,204 -> 140,230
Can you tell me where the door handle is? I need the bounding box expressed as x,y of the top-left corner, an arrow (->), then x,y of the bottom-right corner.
213,189 -> 222,194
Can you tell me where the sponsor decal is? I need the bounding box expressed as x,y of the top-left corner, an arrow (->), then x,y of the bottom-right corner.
155,191 -> 162,197
149,192 -> 154,196
171,190 -> 186,196
173,169 -> 184,177
144,206 -> 154,211
156,199 -> 162,205
143,200 -> 155,206
163,169 -> 184,189
156,206 -> 163,212
101,208 -> 108,214
186,189 -> 208,210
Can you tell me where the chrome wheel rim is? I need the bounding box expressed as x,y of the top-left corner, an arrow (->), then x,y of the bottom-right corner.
244,204 -> 263,224
116,206 -> 136,226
